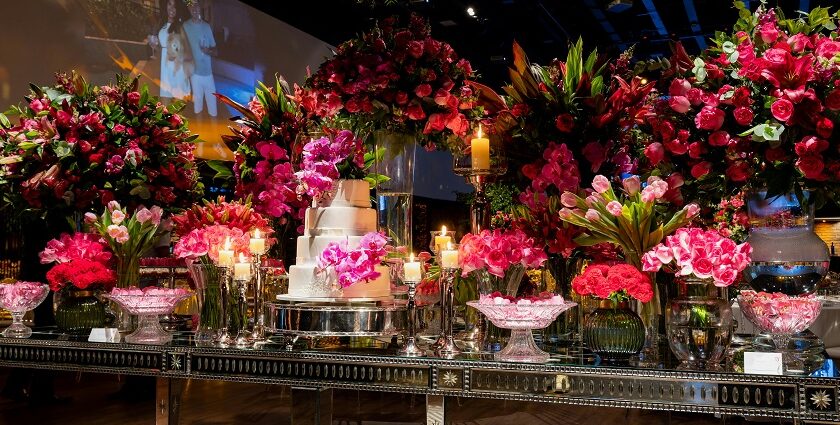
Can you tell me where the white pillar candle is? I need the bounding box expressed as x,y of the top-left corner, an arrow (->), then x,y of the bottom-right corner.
434,226 -> 452,252
218,237 -> 234,267
234,253 -> 252,280
404,253 -> 422,282
440,243 -> 459,269
249,228 -> 266,255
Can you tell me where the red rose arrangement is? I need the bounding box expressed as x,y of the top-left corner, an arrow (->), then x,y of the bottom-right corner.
46,258 -> 117,292
302,14 -> 481,151
636,2 -> 840,208
0,72 -> 202,217
571,263 -> 653,303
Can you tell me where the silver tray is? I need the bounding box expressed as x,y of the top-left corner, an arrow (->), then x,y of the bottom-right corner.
266,300 -> 408,337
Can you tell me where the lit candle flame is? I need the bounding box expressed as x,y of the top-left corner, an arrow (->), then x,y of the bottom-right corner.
254,228 -> 261,239
441,225 -> 447,235
238,252 -> 247,263
447,241 -> 453,250
224,237 -> 231,251
476,123 -> 483,139
409,252 -> 415,262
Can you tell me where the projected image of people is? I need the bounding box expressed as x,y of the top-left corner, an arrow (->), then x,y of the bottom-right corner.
183,0 -> 218,117
152,0 -> 192,102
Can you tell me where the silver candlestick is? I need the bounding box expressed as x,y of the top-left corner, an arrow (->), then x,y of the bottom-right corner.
434,267 -> 461,356
250,253 -> 266,343
399,279 -> 423,357
234,276 -> 251,348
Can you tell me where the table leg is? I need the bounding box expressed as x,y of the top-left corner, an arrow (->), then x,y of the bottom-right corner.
290,387 -> 333,425
155,377 -> 183,425
426,394 -> 445,425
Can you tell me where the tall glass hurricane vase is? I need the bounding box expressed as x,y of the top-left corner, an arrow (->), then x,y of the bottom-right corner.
373,130 -> 416,251
666,277 -> 732,370
743,190 -> 829,295
187,261 -> 226,346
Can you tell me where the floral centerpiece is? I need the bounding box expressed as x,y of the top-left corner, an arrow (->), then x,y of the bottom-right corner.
296,129 -> 384,200
642,227 -> 751,368
302,14 -> 480,151
471,41 -> 653,263
86,201 -> 164,288
0,72 -> 202,220
0,281 -> 50,338
457,228 -> 547,296
558,175 -> 699,273
571,263 -> 654,304
173,200 -> 271,344
635,2 -> 840,208
317,231 -> 389,288
642,227 -> 752,287
572,262 -> 651,362
216,77 -> 311,258
44,250 -> 116,334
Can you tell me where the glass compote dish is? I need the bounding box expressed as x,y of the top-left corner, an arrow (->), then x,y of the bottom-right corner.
468,294 -> 576,363
0,282 -> 50,338
737,290 -> 822,374
105,287 -> 192,345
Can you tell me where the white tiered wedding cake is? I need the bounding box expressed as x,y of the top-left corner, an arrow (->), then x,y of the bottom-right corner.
287,179 -> 391,299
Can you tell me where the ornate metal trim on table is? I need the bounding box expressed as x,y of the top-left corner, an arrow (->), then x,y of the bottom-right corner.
0,333 -> 837,424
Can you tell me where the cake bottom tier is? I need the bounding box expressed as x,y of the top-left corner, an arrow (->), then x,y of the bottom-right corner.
287,263 -> 391,299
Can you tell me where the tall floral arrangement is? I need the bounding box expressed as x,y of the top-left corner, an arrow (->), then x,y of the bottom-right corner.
0,72 -> 202,218
302,14 -> 481,151
216,77 -> 311,228
172,198 -> 272,263
474,41 -> 653,259
635,2 -> 840,208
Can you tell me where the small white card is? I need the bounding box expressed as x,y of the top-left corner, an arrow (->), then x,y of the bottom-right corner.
744,351 -> 783,375
88,328 -> 121,343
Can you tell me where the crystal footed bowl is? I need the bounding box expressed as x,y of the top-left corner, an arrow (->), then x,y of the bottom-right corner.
104,287 -> 192,345
467,298 -> 577,363
737,290 -> 822,335
0,282 -> 50,338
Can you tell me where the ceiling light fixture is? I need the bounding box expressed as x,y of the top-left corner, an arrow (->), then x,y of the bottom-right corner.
466,6 -> 476,17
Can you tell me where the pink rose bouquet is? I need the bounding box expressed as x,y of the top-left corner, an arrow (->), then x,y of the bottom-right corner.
737,290 -> 822,335
39,232 -> 112,265
457,228 -> 547,277
642,227 -> 752,287
317,232 -> 389,288
571,263 -> 653,303
174,224 -> 250,264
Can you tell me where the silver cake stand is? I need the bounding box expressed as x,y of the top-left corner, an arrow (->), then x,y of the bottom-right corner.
267,296 -> 408,337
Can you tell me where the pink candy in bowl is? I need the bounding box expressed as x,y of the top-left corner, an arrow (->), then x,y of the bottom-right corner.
467,294 -> 576,363
0,281 -> 50,338
104,287 -> 192,345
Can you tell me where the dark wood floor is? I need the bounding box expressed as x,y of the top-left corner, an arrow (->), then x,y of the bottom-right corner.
0,367 -> 777,424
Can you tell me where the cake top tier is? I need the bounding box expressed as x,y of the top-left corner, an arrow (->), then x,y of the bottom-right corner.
314,179 -> 371,208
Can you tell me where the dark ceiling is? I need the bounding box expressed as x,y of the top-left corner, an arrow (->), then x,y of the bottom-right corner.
244,0 -> 838,87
